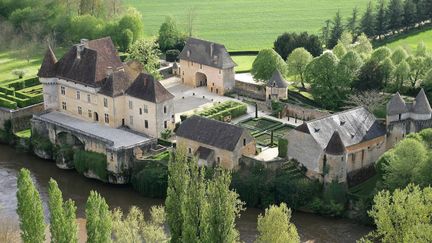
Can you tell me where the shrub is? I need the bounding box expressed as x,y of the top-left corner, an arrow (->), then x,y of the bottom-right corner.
12,69 -> 26,79
73,151 -> 107,181
278,138 -> 288,158
160,129 -> 172,140
131,162 -> 168,198
166,49 -> 180,62
31,132 -> 53,155
0,97 -> 17,109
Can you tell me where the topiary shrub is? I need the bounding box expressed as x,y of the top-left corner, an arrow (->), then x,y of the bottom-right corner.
278,138 -> 288,158
166,49 -> 180,62
73,150 -> 107,181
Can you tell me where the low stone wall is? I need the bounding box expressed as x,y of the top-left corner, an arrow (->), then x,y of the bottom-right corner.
0,103 -> 44,132
282,103 -> 329,121
239,155 -> 285,171
234,80 -> 266,101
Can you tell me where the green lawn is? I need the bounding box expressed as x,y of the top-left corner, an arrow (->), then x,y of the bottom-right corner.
232,55 -> 256,72
124,0 -> 375,51
15,129 -> 31,138
385,29 -> 432,51
0,51 -> 43,84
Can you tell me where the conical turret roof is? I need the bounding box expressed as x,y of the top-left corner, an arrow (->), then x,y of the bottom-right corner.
267,69 -> 288,88
387,92 -> 408,115
37,46 -> 57,77
325,131 -> 345,155
412,88 -> 432,114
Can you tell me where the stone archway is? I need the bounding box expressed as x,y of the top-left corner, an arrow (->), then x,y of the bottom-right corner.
195,72 -> 207,87
55,131 -> 85,169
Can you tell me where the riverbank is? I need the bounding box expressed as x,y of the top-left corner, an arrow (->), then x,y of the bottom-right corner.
0,144 -> 371,242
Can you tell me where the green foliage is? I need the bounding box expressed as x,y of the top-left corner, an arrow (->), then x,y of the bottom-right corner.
73,150 -> 107,181
286,47 -> 313,88
118,29 -> 133,52
160,129 -> 172,140
118,8 -> 144,42
360,2 -> 374,37
197,101 -> 247,121
256,203 -> 300,243
16,168 -> 45,243
86,191 -> 112,243
127,39 -> 162,80
364,184 -> 432,242
131,162 -> 168,198
31,132 -> 53,155
158,16 -> 185,53
252,49 -> 287,81
273,32 -> 322,59
333,43 -> 347,59
165,49 -> 180,62
327,11 -> 344,49
278,138 -> 288,158
0,119 -> 14,144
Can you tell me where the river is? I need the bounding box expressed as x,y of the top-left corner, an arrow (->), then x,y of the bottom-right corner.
0,144 -> 371,242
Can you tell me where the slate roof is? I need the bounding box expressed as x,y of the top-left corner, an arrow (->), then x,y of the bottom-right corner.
297,107 -> 386,150
325,131 -> 345,155
387,92 -> 408,115
44,37 -> 123,87
295,123 -> 310,134
179,37 -> 236,69
126,73 -> 174,103
176,116 -> 246,151
99,68 -> 132,97
267,69 -> 288,88
195,146 -> 215,160
412,89 -> 432,114
38,46 -> 57,77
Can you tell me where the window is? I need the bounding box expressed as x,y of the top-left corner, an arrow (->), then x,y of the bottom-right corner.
200,64 -> 202,69
243,138 -> 246,146
76,91 -> 80,100
351,153 -> 356,163
144,120 -> 148,128
164,120 -> 168,129
129,100 -> 133,109
61,86 -> 65,95
88,110 -> 92,118
398,114 -> 401,120
139,108 -> 142,115
104,114 -> 109,123
361,150 -> 365,162
62,102 -> 67,110
103,98 -> 108,108
164,106 -> 167,114
87,94 -> 91,103
130,115 -> 133,125
144,105 -> 148,113
78,106 -> 82,115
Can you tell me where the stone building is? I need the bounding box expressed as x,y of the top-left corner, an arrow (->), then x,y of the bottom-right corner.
286,107 -> 387,183
386,89 -> 432,149
178,37 -> 236,95
176,115 -> 256,169
265,69 -> 288,101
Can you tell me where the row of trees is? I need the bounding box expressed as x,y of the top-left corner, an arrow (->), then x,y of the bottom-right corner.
322,0 -> 432,48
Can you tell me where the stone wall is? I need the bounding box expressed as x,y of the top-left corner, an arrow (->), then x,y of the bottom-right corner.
0,103 -> 44,132
282,103 -> 329,121
234,80 -> 266,101
239,155 -> 285,171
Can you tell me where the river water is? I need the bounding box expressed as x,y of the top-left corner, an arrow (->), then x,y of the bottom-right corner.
0,144 -> 371,242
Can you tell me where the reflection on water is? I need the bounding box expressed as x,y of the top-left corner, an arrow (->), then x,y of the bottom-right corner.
0,145 -> 370,243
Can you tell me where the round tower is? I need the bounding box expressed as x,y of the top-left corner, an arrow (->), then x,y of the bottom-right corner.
323,131 -> 347,183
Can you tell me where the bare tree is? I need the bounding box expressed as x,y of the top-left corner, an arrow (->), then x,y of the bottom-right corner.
343,90 -> 386,112
186,7 -> 197,37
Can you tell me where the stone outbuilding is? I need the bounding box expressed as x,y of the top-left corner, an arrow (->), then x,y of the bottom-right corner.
176,115 -> 256,169
265,69 -> 288,101
178,37 -> 236,95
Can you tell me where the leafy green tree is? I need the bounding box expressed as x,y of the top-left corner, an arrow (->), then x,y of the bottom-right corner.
403,0 -> 417,28
286,48 -> 313,89
273,32 -> 322,59
375,0 -> 387,36
391,47 -> 408,65
68,14 -> 105,42
142,206 -> 169,242
256,203 -> 299,243
79,0 -> 107,18
337,50 -> 363,86
407,56 -> 432,88
393,60 -> 410,90
387,0 -> 404,31
118,29 -> 133,52
346,7 -> 359,35
353,33 -> 373,58
327,10 -> 344,48
252,49 -> 287,81
338,31 -> 353,49
16,168 -> 45,243
353,59 -> 385,91
127,39 -> 162,79
118,8 -> 144,42
86,191 -> 112,243
423,70 -> 432,100
63,199 -> 78,243
416,42 -> 427,57
165,146 -> 189,242
332,43 -> 346,59
204,169 -> 244,243
380,57 -> 395,88
360,2 -> 375,37
364,184 -> 432,242
370,47 -> 392,62
158,16 -> 183,52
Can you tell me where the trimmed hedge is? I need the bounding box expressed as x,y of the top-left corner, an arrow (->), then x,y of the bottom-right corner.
278,138 -> 288,158
0,96 -> 17,109
73,150 -> 108,181
198,101 -> 247,121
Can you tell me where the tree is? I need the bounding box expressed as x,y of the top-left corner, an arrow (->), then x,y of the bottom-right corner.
346,7 -> 358,35
407,56 -> 432,88
286,48 -> 313,89
393,60 -> 410,90
186,7 -> 196,37
158,16 -> 183,52
48,178 -> 78,243
79,0 -> 107,18
353,33 -> 373,58
165,146 -> 189,242
360,2 -> 375,37
256,203 -> 299,243
118,29 -> 133,52
118,7 -> 144,42
273,32 -> 322,59
16,168 -> 45,243
141,206 -> 169,243
416,42 -> 427,57
321,19 -> 331,48
391,47 -> 408,65
370,46 -> 392,62
252,49 -> 287,81
343,90 -> 386,113
86,191 -> 112,243
353,59 -> 385,91
364,184 -> 432,242
337,50 -> 363,86
332,43 -> 346,59
127,39 -> 162,79
204,169 -> 244,243
327,11 -> 344,49
403,0 -> 417,29
375,0 -> 387,36
380,57 -> 395,88
68,14 -> 105,42
338,31 -> 353,49
387,0 -> 404,31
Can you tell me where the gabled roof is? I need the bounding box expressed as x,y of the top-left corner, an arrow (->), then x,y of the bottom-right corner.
179,37 -> 236,69
99,68 -> 132,97
38,46 -> 57,77
50,37 -> 123,87
267,69 -> 288,88
296,107 -> 386,150
412,89 -> 432,114
387,92 -> 408,115
325,131 -> 345,155
176,116 -> 246,151
126,73 -> 174,103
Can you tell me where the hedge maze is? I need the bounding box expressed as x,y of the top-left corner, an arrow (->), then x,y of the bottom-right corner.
238,117 -> 294,147
0,77 -> 43,109
196,100 -> 247,121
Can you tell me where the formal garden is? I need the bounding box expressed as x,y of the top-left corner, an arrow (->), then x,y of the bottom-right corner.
237,117 -> 294,146
195,100 -> 247,121
0,77 -> 43,109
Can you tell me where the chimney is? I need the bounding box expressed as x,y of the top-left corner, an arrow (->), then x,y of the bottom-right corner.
106,66 -> 113,77
210,43 -> 214,57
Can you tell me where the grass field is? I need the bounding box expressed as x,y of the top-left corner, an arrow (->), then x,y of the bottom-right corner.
124,0 -> 375,51
232,55 -> 256,72
385,29 -> 432,51
0,51 -> 42,84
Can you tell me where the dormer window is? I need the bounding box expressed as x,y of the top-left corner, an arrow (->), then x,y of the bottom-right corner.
314,128 -> 320,133
340,121 -> 345,125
